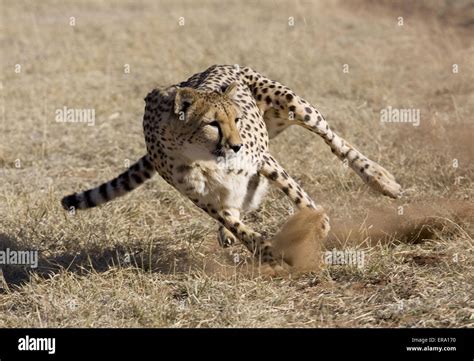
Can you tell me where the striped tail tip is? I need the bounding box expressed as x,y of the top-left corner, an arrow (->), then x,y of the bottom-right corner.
60,155 -> 155,211
61,193 -> 85,210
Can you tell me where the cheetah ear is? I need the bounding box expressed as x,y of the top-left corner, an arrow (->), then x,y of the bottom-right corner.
224,82 -> 239,99
174,87 -> 197,115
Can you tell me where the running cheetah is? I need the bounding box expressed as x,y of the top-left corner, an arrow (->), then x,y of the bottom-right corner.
62,65 -> 401,271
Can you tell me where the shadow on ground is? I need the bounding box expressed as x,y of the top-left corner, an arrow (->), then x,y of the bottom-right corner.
0,233 -> 190,290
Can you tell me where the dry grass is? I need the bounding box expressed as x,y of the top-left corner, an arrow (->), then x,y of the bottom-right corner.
0,0 -> 473,327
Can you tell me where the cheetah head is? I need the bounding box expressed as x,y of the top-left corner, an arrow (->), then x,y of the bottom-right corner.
172,82 -> 242,161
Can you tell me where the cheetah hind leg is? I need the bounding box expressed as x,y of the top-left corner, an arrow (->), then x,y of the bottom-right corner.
361,158 -> 402,199
241,66 -> 402,199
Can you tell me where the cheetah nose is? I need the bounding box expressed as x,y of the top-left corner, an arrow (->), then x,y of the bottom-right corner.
230,144 -> 242,153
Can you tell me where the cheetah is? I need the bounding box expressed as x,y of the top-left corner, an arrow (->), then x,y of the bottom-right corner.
61,64 -> 401,271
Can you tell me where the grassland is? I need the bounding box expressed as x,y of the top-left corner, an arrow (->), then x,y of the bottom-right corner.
0,0 -> 473,327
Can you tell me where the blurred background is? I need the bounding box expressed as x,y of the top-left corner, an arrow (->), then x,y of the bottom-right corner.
0,0 -> 473,327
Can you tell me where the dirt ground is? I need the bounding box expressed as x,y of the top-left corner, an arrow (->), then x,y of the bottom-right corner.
0,0 -> 473,327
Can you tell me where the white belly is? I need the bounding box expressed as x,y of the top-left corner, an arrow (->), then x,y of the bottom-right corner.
174,160 -> 260,210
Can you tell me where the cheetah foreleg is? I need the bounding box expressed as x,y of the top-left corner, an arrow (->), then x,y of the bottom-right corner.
190,201 -> 280,266
259,153 -> 320,211
218,226 -> 237,248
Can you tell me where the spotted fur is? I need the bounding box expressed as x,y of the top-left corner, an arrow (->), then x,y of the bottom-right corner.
62,65 -> 401,268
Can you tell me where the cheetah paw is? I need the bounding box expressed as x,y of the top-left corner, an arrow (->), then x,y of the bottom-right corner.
218,227 -> 237,248
365,161 -> 402,199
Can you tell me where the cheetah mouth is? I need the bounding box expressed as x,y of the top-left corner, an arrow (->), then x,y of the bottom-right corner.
212,146 -> 238,161
212,145 -> 226,158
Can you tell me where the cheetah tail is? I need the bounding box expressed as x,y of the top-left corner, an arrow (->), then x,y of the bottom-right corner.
61,155 -> 156,211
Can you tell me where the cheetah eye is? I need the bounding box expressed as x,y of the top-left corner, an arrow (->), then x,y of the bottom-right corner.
209,121 -> 219,127
235,117 -> 241,124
